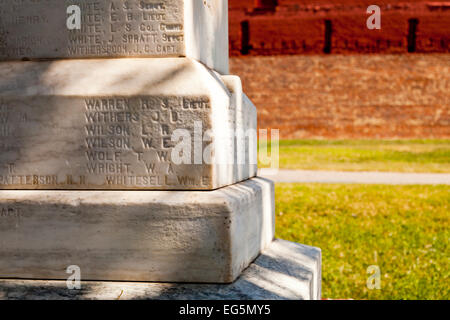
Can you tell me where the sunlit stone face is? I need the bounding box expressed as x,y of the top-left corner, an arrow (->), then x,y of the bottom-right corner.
0,177 -> 275,283
0,58 -> 255,190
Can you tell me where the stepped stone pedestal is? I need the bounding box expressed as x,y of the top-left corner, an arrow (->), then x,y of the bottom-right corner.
0,0 -> 321,300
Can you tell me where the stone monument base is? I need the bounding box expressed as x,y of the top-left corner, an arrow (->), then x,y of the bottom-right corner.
0,178 -> 274,284
0,239 -> 321,300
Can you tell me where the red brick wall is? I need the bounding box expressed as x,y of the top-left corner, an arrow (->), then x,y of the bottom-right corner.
228,2 -> 450,139
230,55 -> 450,139
229,1 -> 450,56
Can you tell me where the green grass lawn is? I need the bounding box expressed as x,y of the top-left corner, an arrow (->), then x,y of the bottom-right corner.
259,139 -> 450,173
275,183 -> 449,300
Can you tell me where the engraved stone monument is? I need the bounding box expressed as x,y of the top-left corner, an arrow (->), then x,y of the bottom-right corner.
0,1 -> 321,300
0,0 -> 229,73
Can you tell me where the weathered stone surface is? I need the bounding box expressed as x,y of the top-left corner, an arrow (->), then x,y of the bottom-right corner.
0,58 -> 256,190
0,177 -> 274,284
0,0 -> 229,74
0,239 -> 321,300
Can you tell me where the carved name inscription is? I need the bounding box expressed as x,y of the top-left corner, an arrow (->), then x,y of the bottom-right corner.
0,206 -> 21,219
0,95 -> 217,190
0,0 -> 184,60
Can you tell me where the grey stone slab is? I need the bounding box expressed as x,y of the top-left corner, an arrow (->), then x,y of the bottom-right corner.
0,58 -> 256,190
0,177 -> 274,284
0,0 -> 229,74
0,239 -> 321,300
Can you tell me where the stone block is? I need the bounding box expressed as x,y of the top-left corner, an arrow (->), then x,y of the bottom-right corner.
0,0 -> 229,74
0,58 -> 256,190
0,239 -> 321,300
0,177 -> 275,284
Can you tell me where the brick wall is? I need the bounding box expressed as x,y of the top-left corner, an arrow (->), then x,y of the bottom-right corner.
229,1 -> 450,55
230,54 -> 450,139
228,2 -> 449,139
